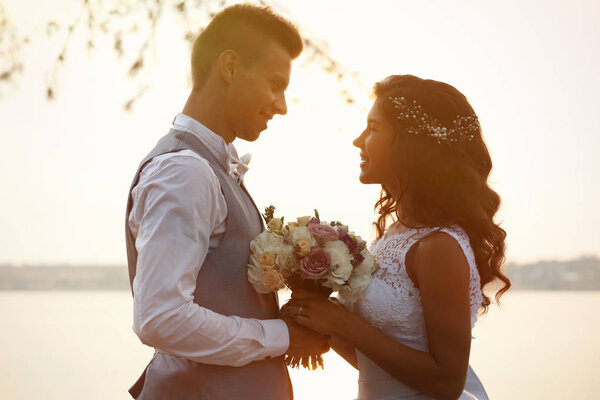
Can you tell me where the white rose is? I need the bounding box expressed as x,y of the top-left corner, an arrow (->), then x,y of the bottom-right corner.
340,275 -> 371,302
324,241 -> 352,285
289,226 -> 316,246
359,251 -> 376,273
339,251 -> 376,302
339,282 -> 366,303
322,278 -> 342,292
251,231 -> 284,255
275,245 -> 296,272
247,265 -> 270,294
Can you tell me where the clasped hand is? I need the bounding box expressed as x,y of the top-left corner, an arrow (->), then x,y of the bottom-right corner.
282,289 -> 351,338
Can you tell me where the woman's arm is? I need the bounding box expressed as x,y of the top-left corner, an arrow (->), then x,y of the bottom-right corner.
328,335 -> 358,369
290,232 -> 472,399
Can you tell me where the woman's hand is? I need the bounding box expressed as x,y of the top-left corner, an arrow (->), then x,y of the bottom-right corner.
286,289 -> 353,336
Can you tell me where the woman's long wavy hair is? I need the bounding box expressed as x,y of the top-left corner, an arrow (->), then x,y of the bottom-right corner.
372,75 -> 510,311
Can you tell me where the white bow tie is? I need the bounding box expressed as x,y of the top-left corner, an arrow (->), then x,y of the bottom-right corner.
228,152 -> 251,184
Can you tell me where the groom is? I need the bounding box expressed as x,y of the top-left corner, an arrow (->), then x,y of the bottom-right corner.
125,4 -> 328,399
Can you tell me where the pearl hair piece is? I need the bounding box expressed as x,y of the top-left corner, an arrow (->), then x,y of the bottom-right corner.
389,96 -> 479,144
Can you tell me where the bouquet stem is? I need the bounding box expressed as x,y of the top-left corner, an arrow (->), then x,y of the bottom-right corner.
285,354 -> 324,370
283,283 -> 332,370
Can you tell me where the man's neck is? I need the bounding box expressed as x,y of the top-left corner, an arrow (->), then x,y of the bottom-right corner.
182,87 -> 235,144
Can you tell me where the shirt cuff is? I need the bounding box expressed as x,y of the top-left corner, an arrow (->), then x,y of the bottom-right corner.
260,319 -> 289,358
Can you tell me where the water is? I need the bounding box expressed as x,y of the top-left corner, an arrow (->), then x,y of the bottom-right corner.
0,291 -> 598,399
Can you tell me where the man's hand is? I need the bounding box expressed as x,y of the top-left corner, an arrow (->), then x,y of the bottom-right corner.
282,316 -> 330,357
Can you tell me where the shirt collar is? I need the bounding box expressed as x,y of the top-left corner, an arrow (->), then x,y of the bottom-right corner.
172,113 -> 251,183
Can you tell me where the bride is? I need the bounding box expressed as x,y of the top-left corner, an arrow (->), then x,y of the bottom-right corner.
287,75 -> 510,399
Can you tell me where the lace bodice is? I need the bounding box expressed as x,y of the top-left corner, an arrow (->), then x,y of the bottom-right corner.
353,225 -> 487,398
356,225 -> 484,353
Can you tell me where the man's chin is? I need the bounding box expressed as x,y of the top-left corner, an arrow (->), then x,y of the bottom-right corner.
246,131 -> 262,142
235,128 -> 262,142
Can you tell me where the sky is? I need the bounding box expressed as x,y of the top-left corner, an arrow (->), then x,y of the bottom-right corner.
0,0 -> 599,266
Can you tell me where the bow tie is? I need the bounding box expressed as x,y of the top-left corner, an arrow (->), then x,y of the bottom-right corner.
228,152 -> 251,184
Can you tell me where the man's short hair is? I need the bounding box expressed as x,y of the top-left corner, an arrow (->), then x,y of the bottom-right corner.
191,4 -> 303,87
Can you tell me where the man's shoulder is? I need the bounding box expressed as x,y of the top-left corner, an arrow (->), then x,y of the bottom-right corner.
136,150 -> 222,194
141,150 -> 216,178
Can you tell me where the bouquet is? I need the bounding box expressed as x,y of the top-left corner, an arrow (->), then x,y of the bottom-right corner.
247,206 -> 377,369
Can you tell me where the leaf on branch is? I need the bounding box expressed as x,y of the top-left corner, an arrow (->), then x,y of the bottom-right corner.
114,34 -> 123,57
46,21 -> 59,36
129,58 -> 143,76
124,97 -> 135,112
184,31 -> 195,42
2,0 -> 363,105
123,85 -> 149,112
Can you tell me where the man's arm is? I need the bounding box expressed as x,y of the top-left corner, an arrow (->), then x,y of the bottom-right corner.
129,152 -> 289,366
283,317 -> 330,358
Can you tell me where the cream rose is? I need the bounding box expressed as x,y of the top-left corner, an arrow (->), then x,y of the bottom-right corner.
296,216 -> 312,226
294,240 -> 311,257
260,253 -> 276,267
262,269 -> 286,292
267,217 -> 283,231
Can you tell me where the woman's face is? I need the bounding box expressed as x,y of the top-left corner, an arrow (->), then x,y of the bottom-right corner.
353,100 -> 398,187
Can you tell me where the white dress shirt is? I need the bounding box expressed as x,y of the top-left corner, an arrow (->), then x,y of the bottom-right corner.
128,113 -> 289,367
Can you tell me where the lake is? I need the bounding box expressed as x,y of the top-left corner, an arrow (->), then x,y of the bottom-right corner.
0,291 -> 598,399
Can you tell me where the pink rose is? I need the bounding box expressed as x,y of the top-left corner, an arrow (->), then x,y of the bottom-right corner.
300,246 -> 331,279
308,224 -> 338,242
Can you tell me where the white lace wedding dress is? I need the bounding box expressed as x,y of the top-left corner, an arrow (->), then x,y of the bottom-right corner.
353,226 -> 489,400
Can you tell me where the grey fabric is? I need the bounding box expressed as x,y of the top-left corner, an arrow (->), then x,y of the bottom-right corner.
125,129 -> 292,399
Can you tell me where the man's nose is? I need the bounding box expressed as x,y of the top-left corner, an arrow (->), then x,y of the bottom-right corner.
274,92 -> 287,115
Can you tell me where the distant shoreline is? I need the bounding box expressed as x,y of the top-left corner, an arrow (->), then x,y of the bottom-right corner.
1,256 -> 600,291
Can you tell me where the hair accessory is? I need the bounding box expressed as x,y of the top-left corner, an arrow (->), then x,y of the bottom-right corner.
389,96 -> 479,143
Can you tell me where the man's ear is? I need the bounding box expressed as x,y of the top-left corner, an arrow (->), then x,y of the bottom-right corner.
218,49 -> 239,84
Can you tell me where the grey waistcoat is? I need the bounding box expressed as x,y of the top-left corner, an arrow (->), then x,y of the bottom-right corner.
125,129 -> 292,400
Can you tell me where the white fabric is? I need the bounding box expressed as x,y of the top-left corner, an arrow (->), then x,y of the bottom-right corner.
128,113 -> 289,367
172,113 -> 251,184
355,226 -> 489,399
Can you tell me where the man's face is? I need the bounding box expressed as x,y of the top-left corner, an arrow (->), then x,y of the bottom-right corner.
226,40 -> 292,142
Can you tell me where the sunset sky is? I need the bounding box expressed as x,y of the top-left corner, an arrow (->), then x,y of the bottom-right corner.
1,0 -> 598,265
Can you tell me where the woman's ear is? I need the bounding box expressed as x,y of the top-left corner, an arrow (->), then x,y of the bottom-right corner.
217,49 -> 239,84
